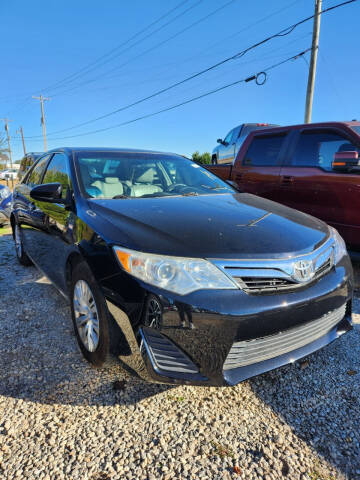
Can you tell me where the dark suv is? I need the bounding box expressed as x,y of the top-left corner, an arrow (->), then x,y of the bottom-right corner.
10,147 -> 353,386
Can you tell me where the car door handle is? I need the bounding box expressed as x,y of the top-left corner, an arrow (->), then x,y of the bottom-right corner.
281,175 -> 294,185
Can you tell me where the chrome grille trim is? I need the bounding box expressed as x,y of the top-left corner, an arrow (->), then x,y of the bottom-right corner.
223,304 -> 346,370
211,238 -> 334,294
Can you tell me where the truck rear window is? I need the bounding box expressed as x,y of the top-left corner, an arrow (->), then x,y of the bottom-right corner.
243,134 -> 285,166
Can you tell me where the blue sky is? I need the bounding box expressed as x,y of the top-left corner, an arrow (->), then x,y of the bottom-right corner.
2,0 -> 359,160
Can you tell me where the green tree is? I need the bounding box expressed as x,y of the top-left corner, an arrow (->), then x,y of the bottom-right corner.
192,151 -> 211,165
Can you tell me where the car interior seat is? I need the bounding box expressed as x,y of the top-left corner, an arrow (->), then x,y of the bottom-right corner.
129,167 -> 163,197
91,177 -> 124,198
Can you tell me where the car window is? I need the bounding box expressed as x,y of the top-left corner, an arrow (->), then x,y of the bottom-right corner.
26,155 -> 51,187
223,129 -> 233,144
230,126 -> 241,143
76,152 -> 234,199
289,130 -> 360,171
243,134 -> 286,166
42,153 -> 70,199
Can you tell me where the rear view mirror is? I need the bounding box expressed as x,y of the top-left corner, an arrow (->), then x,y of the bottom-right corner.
30,182 -> 64,203
332,151 -> 359,172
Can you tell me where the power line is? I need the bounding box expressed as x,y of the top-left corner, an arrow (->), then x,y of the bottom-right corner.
25,48 -> 311,143
37,0 -> 195,94
48,0 -> 237,98
53,0 -> 301,99
22,0 -> 356,139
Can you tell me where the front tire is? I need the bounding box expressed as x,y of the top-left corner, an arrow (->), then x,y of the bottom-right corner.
13,223 -> 32,266
70,261 -> 112,367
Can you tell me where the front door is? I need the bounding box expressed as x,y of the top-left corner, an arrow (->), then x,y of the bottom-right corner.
278,128 -> 360,247
16,154 -> 52,262
218,128 -> 237,165
33,152 -> 75,293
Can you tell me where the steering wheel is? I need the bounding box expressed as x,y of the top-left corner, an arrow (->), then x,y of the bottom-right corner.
166,183 -> 188,192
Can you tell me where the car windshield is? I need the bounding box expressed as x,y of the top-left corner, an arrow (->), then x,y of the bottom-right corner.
76,152 -> 234,199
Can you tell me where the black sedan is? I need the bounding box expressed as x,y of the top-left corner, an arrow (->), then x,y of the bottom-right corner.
10,148 -> 353,386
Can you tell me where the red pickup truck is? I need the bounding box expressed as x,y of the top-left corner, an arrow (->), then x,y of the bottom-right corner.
206,121 -> 360,251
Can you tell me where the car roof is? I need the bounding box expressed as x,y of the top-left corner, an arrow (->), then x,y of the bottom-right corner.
47,147 -> 182,157
248,121 -> 360,134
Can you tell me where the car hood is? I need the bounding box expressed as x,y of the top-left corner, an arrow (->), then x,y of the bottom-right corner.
88,193 -> 329,259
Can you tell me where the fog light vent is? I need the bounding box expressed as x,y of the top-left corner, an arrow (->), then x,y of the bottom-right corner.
140,327 -> 200,375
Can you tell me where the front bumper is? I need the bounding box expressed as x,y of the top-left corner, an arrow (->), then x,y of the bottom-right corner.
104,255 -> 353,386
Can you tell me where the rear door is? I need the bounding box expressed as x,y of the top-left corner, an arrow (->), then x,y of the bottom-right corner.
278,128 -> 360,246
232,131 -> 289,202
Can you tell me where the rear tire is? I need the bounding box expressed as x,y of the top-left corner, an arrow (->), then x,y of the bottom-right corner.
70,261 -> 112,367
13,223 -> 32,266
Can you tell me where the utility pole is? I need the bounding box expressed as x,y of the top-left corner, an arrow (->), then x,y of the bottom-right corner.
32,94 -> 50,151
304,0 -> 322,124
1,118 -> 13,168
17,126 -> 27,156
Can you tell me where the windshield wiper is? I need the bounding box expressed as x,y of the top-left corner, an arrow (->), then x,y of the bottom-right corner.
181,191 -> 198,196
112,194 -> 130,199
201,184 -> 225,190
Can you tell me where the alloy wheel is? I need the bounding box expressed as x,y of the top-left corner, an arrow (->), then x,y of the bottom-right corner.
146,297 -> 162,329
73,280 -> 100,352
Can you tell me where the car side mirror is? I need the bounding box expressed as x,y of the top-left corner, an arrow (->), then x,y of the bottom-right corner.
332,151 -> 359,172
30,182 -> 65,204
217,138 -> 225,145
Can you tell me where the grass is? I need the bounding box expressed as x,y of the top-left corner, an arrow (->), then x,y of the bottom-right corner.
210,441 -> 234,459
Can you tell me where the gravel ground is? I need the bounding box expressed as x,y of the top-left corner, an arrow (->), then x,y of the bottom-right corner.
0,232 -> 359,480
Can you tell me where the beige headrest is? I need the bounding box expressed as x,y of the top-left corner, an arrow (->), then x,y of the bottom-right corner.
105,177 -> 119,184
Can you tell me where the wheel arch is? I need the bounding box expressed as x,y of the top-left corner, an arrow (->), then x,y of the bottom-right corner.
65,251 -> 86,292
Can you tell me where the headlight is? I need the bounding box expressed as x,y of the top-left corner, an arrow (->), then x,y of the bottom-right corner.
0,187 -> 10,200
330,227 -> 347,264
113,247 -> 237,295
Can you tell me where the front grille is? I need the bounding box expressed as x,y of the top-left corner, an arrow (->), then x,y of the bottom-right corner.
233,255 -> 333,294
234,276 -> 295,293
223,304 -> 346,370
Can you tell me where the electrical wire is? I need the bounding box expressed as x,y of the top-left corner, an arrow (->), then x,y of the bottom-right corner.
20,48 -> 311,143
22,0 -> 356,139
37,0 -> 196,94
48,0 -> 238,98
